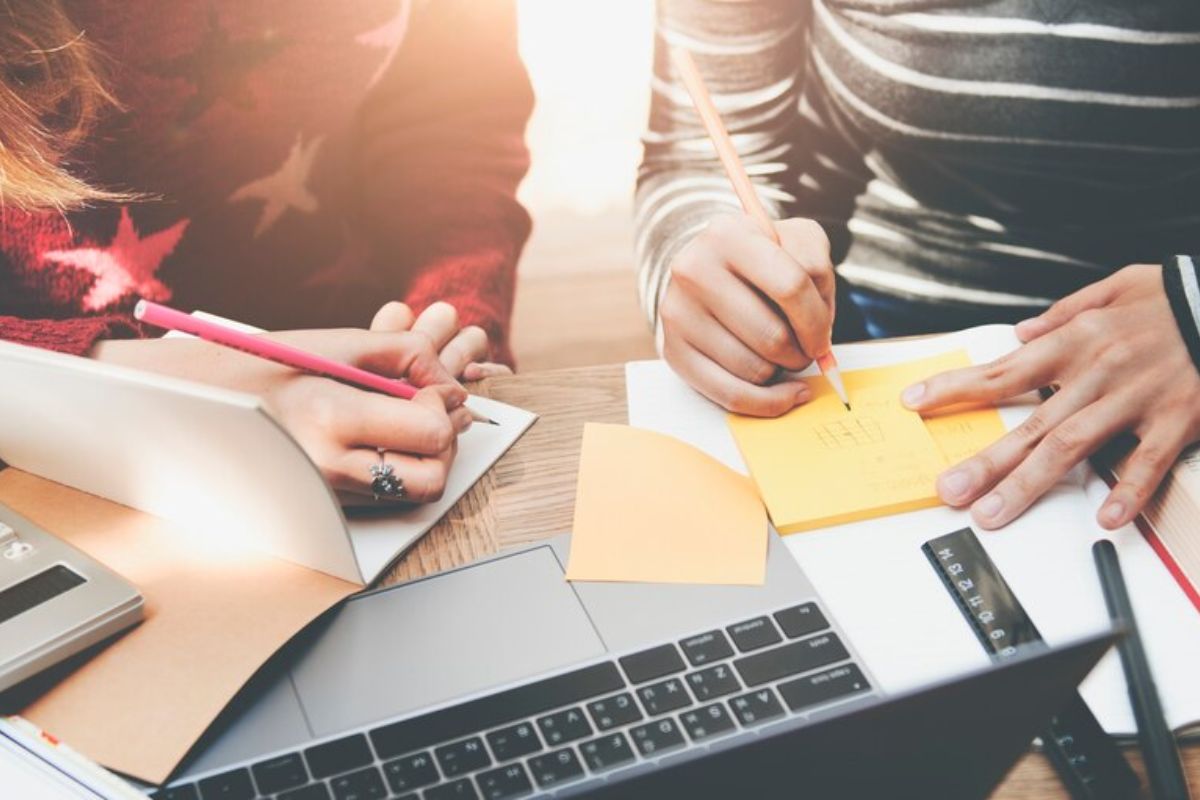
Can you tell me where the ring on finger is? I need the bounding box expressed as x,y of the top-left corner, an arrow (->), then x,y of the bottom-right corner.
369,450 -> 407,501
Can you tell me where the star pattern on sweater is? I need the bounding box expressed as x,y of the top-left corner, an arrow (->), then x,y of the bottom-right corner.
42,208 -> 189,311
229,134 -> 325,237
157,6 -> 286,124
356,0 -> 412,88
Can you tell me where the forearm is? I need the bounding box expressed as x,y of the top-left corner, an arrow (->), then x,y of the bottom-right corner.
635,0 -> 808,330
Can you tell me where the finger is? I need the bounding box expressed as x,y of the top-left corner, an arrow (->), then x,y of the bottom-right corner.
1015,277 -> 1118,342
369,301 -> 415,333
335,388 -> 457,455
439,325 -> 489,377
663,335 -> 810,417
411,301 -> 460,352
414,385 -> 472,433
669,258 -> 807,370
935,374 -> 1104,507
901,335 -> 1065,412
775,217 -> 835,310
351,331 -> 466,403
1098,429 -> 1185,529
331,447 -> 453,504
724,238 -> 832,361
970,396 -> 1132,529
462,362 -> 512,381
671,288 -> 780,385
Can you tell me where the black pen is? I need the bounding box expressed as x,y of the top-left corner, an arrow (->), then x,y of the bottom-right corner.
1093,540 -> 1192,800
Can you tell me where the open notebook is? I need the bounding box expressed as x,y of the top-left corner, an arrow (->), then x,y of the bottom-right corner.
626,325 -> 1200,740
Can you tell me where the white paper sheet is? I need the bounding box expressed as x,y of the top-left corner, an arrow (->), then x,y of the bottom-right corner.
626,325 -> 1200,736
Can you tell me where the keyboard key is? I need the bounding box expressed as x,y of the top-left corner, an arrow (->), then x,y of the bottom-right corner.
279,785 -> 332,800
729,688 -> 786,727
537,707 -> 592,746
436,737 -> 491,777
154,786 -> 199,800
726,616 -> 782,653
778,664 -> 871,712
679,703 -> 737,742
579,733 -> 635,772
382,752 -> 439,793
475,763 -> 534,799
370,662 -> 623,759
618,644 -> 685,684
628,718 -> 686,758
486,722 -> 542,762
425,778 -> 480,800
587,692 -> 642,731
685,663 -> 741,701
774,602 -> 829,639
733,633 -> 849,687
330,766 -> 386,800
305,734 -> 373,779
198,768 -> 254,800
252,752 -> 308,794
527,748 -> 585,789
637,677 -> 692,716
679,630 -> 734,667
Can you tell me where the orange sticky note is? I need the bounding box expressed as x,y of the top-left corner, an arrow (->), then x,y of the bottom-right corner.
728,351 -> 1006,534
565,423 -> 768,585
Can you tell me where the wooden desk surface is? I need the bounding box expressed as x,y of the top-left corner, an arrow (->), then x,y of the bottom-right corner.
382,364 -> 1199,799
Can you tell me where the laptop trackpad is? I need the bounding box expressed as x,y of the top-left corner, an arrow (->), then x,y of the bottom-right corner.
292,545 -> 605,738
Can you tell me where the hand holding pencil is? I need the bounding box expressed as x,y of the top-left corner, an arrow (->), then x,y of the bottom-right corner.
655,47 -> 847,417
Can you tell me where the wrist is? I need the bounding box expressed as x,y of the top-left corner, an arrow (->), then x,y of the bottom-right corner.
1161,255 -> 1200,376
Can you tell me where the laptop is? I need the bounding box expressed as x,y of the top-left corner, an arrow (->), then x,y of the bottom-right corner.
154,532 -> 1115,800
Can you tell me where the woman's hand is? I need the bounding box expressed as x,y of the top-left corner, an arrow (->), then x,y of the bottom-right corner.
91,326 -> 470,504
370,301 -> 511,381
660,213 -> 836,417
901,264 -> 1200,530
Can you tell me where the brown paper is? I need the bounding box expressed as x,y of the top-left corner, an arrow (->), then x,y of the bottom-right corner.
0,469 -> 357,784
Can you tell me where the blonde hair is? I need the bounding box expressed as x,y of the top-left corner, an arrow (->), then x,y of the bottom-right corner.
0,0 -> 131,212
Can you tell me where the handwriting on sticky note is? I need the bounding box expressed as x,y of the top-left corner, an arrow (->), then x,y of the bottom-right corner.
727,351 -> 1006,533
565,423 -> 767,585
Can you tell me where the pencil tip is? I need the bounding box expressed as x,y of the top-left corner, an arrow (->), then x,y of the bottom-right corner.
486,418 -> 500,426
843,402 -> 851,412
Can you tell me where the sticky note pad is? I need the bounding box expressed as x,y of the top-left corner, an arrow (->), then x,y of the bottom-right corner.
565,423 -> 768,585
727,351 -> 1006,534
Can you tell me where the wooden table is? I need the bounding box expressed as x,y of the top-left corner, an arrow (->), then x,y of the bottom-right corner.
382,364 -> 1200,799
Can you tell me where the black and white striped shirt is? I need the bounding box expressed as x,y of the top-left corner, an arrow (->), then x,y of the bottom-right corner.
635,0 -> 1200,344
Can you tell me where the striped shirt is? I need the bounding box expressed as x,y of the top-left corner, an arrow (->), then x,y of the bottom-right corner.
635,0 -> 1200,342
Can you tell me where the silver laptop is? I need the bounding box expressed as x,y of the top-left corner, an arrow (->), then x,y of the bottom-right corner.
154,532 -> 1113,799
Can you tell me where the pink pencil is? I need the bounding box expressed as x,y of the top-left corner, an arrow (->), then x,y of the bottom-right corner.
134,300 -> 496,425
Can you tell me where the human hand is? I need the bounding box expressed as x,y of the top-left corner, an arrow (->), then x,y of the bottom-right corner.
91,327 -> 470,504
370,301 -> 512,381
901,264 -> 1200,530
659,213 -> 836,416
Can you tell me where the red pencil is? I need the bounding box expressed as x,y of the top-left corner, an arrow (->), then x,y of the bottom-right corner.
134,300 -> 497,425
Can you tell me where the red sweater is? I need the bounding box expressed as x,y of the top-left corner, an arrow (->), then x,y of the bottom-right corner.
0,0 -> 532,365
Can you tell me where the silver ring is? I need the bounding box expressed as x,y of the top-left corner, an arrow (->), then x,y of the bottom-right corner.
369,452 -> 406,501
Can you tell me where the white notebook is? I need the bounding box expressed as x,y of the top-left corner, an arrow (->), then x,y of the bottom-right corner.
0,338 -> 535,585
626,325 -> 1200,738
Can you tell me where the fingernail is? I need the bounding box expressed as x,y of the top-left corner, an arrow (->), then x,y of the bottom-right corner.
939,469 -> 971,500
1014,318 -> 1042,340
794,386 -> 811,405
901,383 -> 926,407
975,493 -> 1004,519
1100,501 -> 1125,528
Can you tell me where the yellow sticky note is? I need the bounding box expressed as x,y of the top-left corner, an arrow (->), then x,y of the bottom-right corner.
728,351 -> 1006,534
565,423 -> 768,585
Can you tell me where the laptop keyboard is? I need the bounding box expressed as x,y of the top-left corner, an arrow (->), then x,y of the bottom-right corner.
155,602 -> 871,800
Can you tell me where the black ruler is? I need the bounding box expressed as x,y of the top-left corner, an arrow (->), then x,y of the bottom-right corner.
923,528 -> 1138,800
